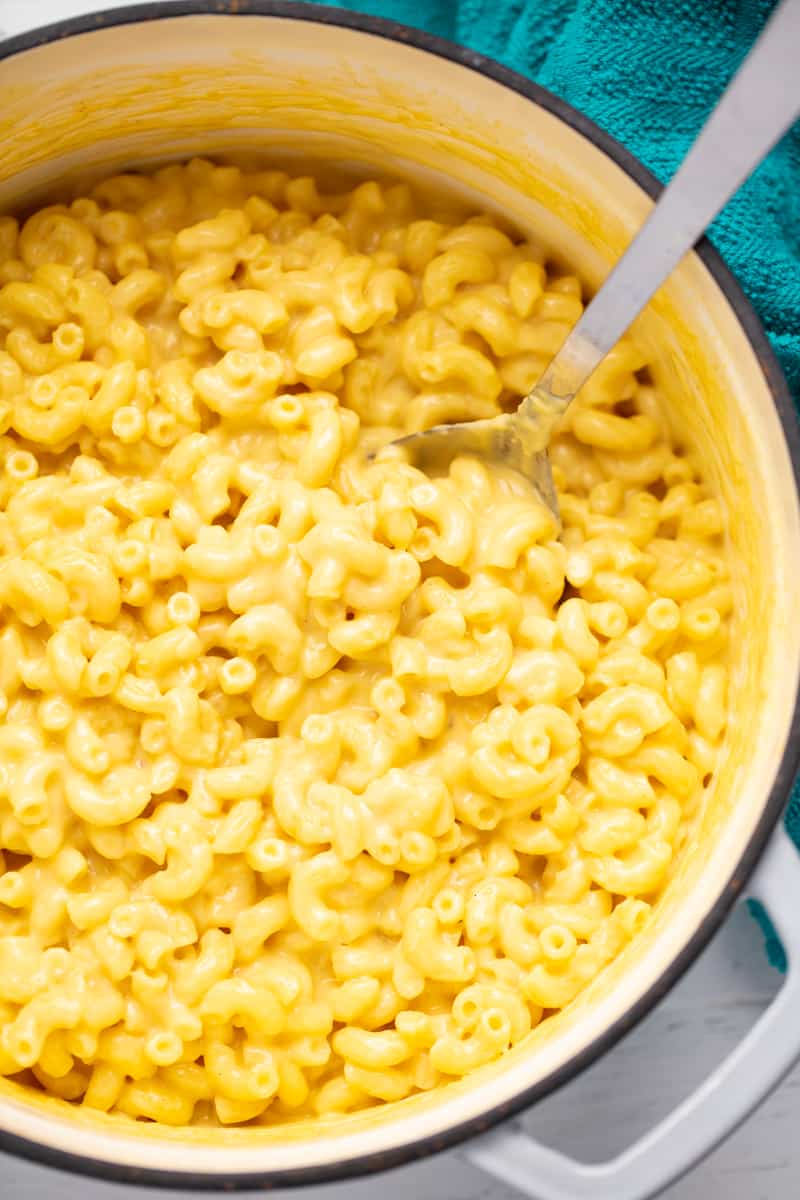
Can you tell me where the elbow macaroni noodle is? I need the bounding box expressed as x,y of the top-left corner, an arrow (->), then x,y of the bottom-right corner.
0,160 -> 731,1125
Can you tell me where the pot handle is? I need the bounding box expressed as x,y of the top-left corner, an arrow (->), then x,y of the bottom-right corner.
464,825 -> 800,1200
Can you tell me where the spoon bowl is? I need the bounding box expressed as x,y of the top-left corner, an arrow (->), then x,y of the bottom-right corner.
393,409 -> 560,518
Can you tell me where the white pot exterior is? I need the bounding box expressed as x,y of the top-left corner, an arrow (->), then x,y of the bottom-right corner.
0,6 -> 799,1185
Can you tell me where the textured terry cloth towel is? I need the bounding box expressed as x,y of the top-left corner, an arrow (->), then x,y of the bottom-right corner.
309,0 -> 800,965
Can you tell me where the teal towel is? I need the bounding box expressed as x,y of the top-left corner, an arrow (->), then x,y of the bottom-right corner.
314,0 -> 800,963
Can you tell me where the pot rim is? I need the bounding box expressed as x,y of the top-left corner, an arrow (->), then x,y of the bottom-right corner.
1,2 -> 800,1190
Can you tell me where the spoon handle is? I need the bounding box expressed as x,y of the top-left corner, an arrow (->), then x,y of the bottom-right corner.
523,0 -> 800,424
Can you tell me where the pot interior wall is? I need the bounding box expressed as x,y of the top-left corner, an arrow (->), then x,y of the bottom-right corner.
0,11 -> 799,1178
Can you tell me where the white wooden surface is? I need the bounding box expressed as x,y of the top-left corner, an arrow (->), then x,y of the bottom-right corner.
2,3 -> 800,1196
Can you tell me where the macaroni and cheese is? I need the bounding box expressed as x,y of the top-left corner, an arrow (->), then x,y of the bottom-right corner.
0,160 -> 731,1125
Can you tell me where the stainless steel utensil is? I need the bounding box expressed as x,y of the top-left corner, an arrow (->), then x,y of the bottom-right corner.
392,0 -> 800,517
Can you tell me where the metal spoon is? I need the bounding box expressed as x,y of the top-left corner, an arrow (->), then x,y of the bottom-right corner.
392,0 -> 800,517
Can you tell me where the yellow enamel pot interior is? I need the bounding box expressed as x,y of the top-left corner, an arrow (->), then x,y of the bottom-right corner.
1,6 -> 799,1183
